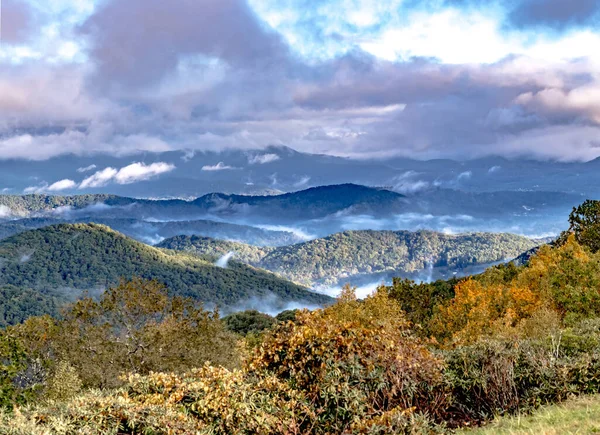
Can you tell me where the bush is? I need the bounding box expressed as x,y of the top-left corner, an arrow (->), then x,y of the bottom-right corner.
249,286 -> 447,433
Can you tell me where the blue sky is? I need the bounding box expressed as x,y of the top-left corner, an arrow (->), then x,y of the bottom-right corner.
0,0 -> 600,161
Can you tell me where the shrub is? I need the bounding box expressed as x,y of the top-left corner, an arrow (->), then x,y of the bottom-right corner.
249,286 -> 447,433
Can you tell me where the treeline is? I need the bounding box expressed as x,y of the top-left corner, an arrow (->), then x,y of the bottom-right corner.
0,194 -> 123,217
160,230 -> 539,286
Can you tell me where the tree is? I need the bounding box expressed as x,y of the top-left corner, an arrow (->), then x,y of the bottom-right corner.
14,279 -> 242,389
560,200 -> 600,252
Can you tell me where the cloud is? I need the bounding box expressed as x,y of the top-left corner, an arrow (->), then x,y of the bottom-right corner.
0,205 -> 12,218
0,0 -> 35,43
293,176 -> 311,188
77,164 -> 97,173
0,0 -> 599,165
80,0 -> 289,89
248,153 -> 281,164
47,179 -> 77,192
201,162 -> 237,171
23,182 -> 49,194
80,162 -> 175,188
79,167 -> 118,189
114,162 -> 176,184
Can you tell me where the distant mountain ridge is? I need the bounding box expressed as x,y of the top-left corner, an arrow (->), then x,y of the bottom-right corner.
2,145 -> 600,199
159,230 -> 541,286
0,216 -> 303,246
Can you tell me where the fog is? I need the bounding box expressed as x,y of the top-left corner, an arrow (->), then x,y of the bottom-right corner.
222,291 -> 324,317
215,252 -> 235,268
0,205 -> 12,219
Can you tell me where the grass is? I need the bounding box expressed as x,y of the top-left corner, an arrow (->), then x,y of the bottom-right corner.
461,395 -> 600,434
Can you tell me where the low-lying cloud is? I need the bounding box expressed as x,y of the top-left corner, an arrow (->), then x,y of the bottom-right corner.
80,162 -> 175,188
248,153 -> 281,165
201,162 -> 238,171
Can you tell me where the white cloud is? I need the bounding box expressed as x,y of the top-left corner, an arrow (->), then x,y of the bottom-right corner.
248,153 -> 281,164
0,205 -> 12,218
47,179 -> 77,191
79,162 -> 175,189
77,164 -> 97,173
201,162 -> 237,171
488,166 -> 501,173
79,167 -> 118,189
114,162 -> 176,184
23,182 -> 49,194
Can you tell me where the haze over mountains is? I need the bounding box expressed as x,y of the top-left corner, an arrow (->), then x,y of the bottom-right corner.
1,146 -> 597,199
0,182 -> 580,240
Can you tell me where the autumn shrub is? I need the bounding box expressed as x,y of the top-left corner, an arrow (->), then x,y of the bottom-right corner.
44,361 -> 82,402
249,286 -> 447,433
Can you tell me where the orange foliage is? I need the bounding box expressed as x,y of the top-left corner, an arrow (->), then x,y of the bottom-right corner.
432,278 -> 541,345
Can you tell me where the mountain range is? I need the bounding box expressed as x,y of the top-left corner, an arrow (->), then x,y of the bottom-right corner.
0,184 -> 580,238
158,230 -> 541,287
2,146 -> 600,199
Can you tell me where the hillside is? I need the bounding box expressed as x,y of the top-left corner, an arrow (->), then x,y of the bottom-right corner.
0,217 -> 302,246
0,224 -> 330,308
159,230 -> 540,286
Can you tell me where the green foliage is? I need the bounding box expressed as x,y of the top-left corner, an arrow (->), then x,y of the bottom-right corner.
0,285 -> 65,328
387,277 -> 459,335
222,310 -> 275,335
0,223 -> 330,308
13,279 -> 242,389
160,230 -> 539,286
0,332 -> 41,410
559,199 -> 600,253
275,309 -> 298,323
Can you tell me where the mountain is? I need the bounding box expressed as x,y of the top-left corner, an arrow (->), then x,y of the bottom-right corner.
2,146 -> 600,199
158,230 -> 541,287
0,224 -> 330,308
0,185 -> 580,240
0,217 -> 303,246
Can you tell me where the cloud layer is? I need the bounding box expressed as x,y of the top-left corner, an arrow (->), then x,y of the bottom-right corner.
1,0 -> 600,162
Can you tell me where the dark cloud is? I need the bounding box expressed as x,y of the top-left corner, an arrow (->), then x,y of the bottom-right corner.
1,0 -> 34,43
81,0 -> 291,90
508,0 -> 600,29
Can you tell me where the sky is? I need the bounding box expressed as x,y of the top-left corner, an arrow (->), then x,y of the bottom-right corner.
1,0 -> 600,162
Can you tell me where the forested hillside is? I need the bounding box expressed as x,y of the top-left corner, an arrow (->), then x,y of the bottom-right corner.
159,230 -> 540,286
0,224 -> 329,308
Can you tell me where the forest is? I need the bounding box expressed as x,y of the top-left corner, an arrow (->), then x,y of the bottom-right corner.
159,230 -> 540,286
0,223 -> 328,316
0,201 -> 600,433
